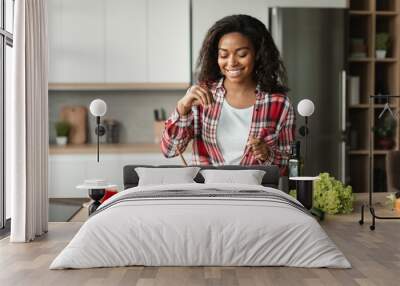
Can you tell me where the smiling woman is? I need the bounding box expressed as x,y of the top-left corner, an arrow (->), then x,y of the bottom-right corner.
217,32 -> 255,90
161,14 -> 295,175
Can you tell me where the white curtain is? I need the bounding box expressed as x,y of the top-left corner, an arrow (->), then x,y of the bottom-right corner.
8,0 -> 49,242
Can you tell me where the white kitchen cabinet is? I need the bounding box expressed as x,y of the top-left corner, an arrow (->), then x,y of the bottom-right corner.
148,0 -> 190,83
57,0 -> 105,83
48,0 -> 63,83
191,0 -> 269,74
49,153 -> 183,198
86,159 -> 122,186
105,0 -> 147,83
49,156 -> 88,198
48,0 -> 190,85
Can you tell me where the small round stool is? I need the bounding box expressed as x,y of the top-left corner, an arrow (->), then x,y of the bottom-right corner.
289,176 -> 320,210
77,181 -> 117,215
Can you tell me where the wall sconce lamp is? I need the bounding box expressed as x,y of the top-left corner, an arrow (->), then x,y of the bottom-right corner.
89,99 -> 107,162
297,99 -> 315,174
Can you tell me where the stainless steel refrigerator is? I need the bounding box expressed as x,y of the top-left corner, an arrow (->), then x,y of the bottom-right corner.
269,7 -> 348,181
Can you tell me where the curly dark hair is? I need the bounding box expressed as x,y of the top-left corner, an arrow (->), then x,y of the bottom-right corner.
196,14 -> 289,94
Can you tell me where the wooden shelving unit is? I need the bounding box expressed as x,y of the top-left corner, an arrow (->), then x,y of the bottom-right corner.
348,0 -> 400,192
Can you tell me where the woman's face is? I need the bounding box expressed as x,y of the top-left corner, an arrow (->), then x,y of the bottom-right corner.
217,32 -> 256,84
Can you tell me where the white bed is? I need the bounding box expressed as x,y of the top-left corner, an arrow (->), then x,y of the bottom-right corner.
50,183 -> 351,269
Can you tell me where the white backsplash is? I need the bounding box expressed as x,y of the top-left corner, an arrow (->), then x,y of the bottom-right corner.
49,90 -> 184,144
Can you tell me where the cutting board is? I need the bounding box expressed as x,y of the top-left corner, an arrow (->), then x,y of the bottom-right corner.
60,106 -> 88,144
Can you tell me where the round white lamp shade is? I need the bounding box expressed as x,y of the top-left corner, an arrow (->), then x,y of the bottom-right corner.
297,99 -> 315,117
89,99 -> 107,117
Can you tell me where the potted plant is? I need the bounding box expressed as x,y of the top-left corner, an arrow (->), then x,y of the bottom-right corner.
55,121 -> 71,145
374,115 -> 396,149
376,33 -> 390,59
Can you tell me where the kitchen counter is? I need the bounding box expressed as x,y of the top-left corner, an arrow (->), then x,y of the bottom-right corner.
49,143 -> 192,155
49,143 -> 192,198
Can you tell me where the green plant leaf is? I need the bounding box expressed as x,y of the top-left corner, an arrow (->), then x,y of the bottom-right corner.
55,121 -> 71,137
376,33 -> 390,50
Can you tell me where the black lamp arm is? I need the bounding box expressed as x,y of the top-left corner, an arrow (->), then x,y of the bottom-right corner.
95,116 -> 106,136
95,116 -> 106,162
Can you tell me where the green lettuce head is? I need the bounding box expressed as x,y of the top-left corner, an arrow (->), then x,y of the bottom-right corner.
313,173 -> 354,214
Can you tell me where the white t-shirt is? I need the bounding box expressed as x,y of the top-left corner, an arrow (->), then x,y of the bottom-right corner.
216,100 -> 254,164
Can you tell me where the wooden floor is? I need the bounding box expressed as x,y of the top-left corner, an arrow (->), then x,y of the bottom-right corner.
1,198 -> 400,286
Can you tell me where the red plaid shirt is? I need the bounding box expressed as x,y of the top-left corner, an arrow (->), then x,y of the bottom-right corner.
161,79 -> 295,175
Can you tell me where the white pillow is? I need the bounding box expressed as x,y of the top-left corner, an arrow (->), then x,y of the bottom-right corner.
200,169 -> 266,185
135,167 -> 201,186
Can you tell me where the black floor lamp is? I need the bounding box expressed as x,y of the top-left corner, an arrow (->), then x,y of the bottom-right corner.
289,99 -> 317,212
89,99 -> 107,162
297,99 -> 315,174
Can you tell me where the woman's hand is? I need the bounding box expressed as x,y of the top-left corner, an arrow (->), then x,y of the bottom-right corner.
248,136 -> 271,162
177,85 -> 214,115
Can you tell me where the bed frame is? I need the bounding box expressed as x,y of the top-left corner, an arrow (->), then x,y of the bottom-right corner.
123,165 -> 280,189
